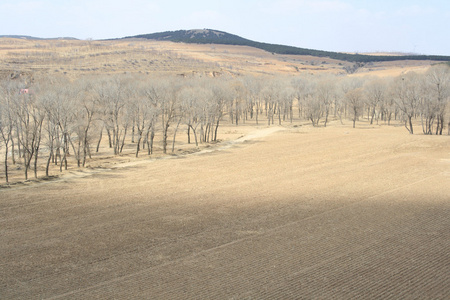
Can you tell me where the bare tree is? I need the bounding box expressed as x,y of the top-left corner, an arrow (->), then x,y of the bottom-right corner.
242,76 -> 262,124
68,78 -> 97,166
14,85 -> 45,179
210,79 -> 230,142
153,77 -> 180,154
392,73 -> 421,134
380,85 -> 396,126
0,100 -> 12,182
230,79 -> 246,126
180,84 -> 202,146
331,78 -> 346,124
295,75 -> 333,127
423,64 -> 450,135
280,82 -> 295,124
94,75 -> 131,155
340,77 -> 365,125
0,79 -> 21,182
364,77 -> 387,125
291,74 -> 315,120
41,86 -> 61,177
261,78 -> 281,126
345,87 -> 364,128
315,75 -> 336,127
199,84 -> 217,143
48,79 -> 78,172
171,85 -> 188,152
132,80 -> 157,157
161,81 -> 177,154
141,78 -> 164,155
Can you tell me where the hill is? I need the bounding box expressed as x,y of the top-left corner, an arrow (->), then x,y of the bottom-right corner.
126,29 -> 450,63
0,35 -> 78,40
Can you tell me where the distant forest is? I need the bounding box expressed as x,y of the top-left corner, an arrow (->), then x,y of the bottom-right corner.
127,29 -> 450,63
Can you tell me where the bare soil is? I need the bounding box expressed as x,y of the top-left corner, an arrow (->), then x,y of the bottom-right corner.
1,122 -> 449,299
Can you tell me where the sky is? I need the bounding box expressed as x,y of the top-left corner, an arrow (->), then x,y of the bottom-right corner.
1,0 -> 449,55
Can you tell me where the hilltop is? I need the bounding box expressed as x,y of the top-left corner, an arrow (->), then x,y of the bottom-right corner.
125,29 -> 450,63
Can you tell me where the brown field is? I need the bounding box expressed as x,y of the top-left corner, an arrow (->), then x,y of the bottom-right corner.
1,120 -> 449,299
1,38 -> 450,299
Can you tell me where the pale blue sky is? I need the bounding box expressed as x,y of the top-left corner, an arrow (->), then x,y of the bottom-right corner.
1,0 -> 449,55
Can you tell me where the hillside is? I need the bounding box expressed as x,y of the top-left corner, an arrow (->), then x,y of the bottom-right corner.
1,35 -> 443,78
126,29 -> 450,63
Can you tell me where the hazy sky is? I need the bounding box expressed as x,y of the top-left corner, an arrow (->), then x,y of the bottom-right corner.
1,0 -> 449,55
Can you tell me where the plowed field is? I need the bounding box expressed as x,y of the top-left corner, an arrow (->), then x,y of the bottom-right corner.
1,124 -> 449,299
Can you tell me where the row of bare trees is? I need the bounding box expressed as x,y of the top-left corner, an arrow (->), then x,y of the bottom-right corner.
1,64 -> 449,183
294,64 -> 450,133
0,74 -> 236,182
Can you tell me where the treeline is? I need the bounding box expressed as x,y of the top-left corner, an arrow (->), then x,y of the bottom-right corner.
0,64 -> 449,183
128,29 -> 450,63
247,42 -> 450,63
295,65 -> 450,134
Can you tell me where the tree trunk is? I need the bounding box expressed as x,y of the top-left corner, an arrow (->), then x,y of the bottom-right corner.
3,136 -> 10,183
438,115 -> 444,135
162,123 -> 169,154
404,116 -> 414,134
106,128 -> 112,148
370,108 -> 376,125
171,118 -> 182,153
46,148 -> 52,177
191,125 -> 198,146
60,134 -> 68,172
131,118 -> 135,143
54,128 -> 60,165
135,129 -> 143,158
34,146 -> 39,178
10,135 -> 15,165
409,117 -> 414,134
119,125 -> 128,153
278,107 -> 282,125
204,123 -> 210,143
150,129 -> 155,155
24,156 -> 28,180
187,125 -> 191,144
16,123 -> 22,158
96,126 -> 103,152
5,146 -> 9,183
214,118 -> 220,142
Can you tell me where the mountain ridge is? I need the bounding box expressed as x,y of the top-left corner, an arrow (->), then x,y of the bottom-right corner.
125,29 -> 450,63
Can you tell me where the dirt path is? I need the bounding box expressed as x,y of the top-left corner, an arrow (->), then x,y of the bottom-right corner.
0,126 -> 286,188
1,124 -> 449,299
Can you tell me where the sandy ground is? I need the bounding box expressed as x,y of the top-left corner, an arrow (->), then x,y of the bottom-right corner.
1,123 -> 449,299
